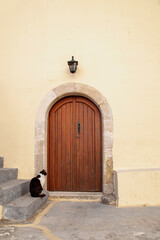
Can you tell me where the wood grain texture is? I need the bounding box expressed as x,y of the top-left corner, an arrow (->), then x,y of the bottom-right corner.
48,96 -> 102,192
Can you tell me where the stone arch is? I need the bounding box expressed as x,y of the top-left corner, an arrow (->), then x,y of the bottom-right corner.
35,83 -> 113,195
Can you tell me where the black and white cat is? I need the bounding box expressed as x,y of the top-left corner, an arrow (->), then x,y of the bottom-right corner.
30,169 -> 47,198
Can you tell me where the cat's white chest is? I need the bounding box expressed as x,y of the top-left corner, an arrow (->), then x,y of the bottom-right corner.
39,174 -> 46,188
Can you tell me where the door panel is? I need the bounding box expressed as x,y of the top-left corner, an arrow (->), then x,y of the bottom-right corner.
48,96 -> 102,192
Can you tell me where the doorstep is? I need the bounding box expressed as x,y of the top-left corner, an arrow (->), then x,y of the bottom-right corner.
49,192 -> 103,201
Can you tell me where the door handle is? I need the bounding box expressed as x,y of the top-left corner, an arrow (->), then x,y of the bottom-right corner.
76,122 -> 80,138
78,121 -> 80,134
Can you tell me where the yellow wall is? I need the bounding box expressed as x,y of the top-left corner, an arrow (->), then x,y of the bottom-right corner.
0,0 -> 160,206
117,170 -> 160,207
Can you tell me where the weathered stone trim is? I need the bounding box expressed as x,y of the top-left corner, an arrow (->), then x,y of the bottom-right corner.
35,83 -> 113,195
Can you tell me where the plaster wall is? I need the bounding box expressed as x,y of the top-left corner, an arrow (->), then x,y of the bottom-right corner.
0,0 -> 160,205
116,169 -> 160,207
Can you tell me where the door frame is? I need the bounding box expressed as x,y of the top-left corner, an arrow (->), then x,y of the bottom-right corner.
35,83 -> 113,195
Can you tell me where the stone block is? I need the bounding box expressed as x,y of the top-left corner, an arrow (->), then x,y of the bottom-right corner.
0,179 -> 30,205
101,193 -> 116,205
35,140 -> 45,155
0,157 -> 4,168
104,153 -> 113,184
99,100 -> 113,120
104,183 -> 114,194
34,154 -> 45,174
35,121 -> 46,141
53,83 -> 77,98
36,90 -> 57,122
103,131 -> 113,149
74,83 -> 106,105
103,119 -> 113,133
0,168 -> 18,184
104,149 -> 112,161
3,191 -> 49,221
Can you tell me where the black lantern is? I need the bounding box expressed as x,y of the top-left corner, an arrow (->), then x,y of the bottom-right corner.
68,56 -> 78,73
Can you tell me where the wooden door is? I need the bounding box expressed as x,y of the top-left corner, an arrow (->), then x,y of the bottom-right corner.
48,96 -> 102,192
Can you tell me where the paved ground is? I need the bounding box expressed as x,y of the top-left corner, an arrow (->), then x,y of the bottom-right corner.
1,199 -> 160,240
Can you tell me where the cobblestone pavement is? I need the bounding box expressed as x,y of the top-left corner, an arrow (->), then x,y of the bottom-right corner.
1,200 -> 160,240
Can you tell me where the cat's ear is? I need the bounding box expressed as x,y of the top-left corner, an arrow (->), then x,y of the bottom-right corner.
40,169 -> 47,176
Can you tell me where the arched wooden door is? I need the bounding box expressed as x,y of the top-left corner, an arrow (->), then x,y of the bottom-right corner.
47,96 -> 102,192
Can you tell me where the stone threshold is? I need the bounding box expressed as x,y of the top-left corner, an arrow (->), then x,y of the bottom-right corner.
49,191 -> 103,200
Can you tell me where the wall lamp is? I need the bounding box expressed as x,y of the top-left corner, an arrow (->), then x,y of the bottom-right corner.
68,56 -> 78,73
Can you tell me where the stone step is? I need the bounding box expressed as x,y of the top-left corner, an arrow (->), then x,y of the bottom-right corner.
0,179 -> 30,205
0,157 -> 4,168
0,168 -> 18,184
3,191 -> 49,221
49,192 -> 103,201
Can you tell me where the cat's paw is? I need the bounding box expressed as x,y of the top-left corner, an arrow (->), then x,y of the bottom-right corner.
39,193 -> 46,198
